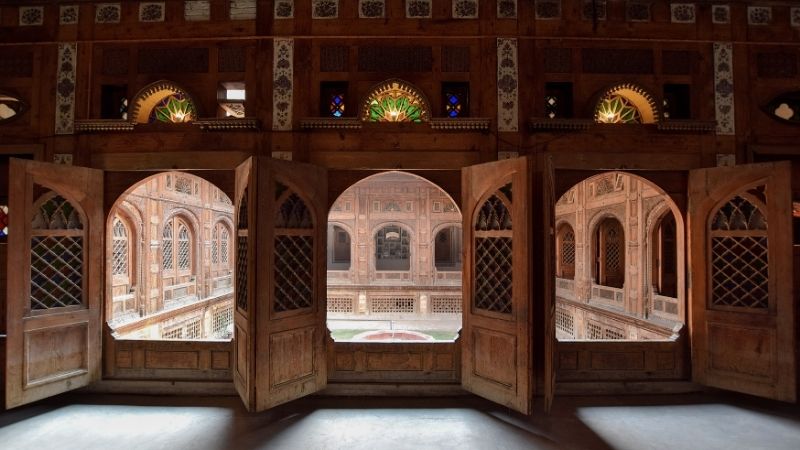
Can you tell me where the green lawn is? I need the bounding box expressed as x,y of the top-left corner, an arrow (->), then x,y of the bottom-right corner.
329,329 -> 459,341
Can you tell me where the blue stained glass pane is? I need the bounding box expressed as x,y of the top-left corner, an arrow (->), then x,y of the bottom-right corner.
448,95 -> 459,104
333,96 -> 342,105
448,110 -> 459,118
333,111 -> 343,118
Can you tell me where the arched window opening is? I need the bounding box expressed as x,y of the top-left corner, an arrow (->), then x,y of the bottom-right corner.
434,225 -> 462,271
556,224 -> 575,280
594,217 -> 625,289
128,80 -> 198,124
111,218 -> 129,277
327,171 -> 462,342
106,171 -> 234,340
328,225 -> 351,270
375,225 -> 410,271
653,212 -> 677,298
594,83 -> 659,124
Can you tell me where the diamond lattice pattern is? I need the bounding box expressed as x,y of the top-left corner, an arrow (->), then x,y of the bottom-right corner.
475,195 -> 512,231
111,219 -> 128,276
562,231 -> 575,265
474,237 -> 513,314
236,236 -> 248,311
274,235 -> 314,312
31,236 -> 83,309
711,236 -> 769,309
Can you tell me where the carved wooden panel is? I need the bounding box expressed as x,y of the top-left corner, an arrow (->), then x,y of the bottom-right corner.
556,337 -> 687,381
472,327 -> 516,387
25,323 -> 88,386
327,341 -> 460,383
137,48 -> 209,74
582,49 -> 654,74
320,46 -> 349,72
106,339 -> 233,381
708,324 -> 774,380
270,327 -> 315,386
358,46 -> 433,72
442,46 -> 470,73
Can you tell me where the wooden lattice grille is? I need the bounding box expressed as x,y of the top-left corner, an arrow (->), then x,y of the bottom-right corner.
474,186 -> 513,314
604,327 -> 624,340
586,322 -> 602,339
211,226 -> 219,264
177,224 -> 190,270
274,187 -> 315,313
431,296 -> 462,313
710,193 -> 769,309
162,220 -> 173,270
212,305 -> 234,338
220,228 -> 229,265
555,307 -> 574,337
604,225 -> 622,272
111,217 -> 129,276
371,296 -> 415,314
327,297 -> 354,313
30,194 -> 85,310
236,188 -> 248,312
561,230 -> 575,265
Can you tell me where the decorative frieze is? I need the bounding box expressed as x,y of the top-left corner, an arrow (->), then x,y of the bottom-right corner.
429,118 -> 491,131
406,0 -> 432,18
747,6 -> 771,26
75,119 -> 136,132
55,43 -> 77,135
453,0 -> 478,19
96,3 -> 121,24
184,1 -> 210,21
193,118 -> 260,130
712,4 -> 729,24
275,0 -> 294,19
535,0 -> 561,19
313,0 -> 339,19
582,0 -> 606,21
229,0 -> 256,20
60,5 -> 79,25
19,6 -> 44,26
713,42 -> 735,135
670,3 -> 695,24
497,38 -> 518,133
360,0 -> 385,18
497,0 -> 517,19
273,39 -> 294,131
139,2 -> 165,22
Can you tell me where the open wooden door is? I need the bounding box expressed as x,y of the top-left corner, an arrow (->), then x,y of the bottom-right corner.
233,157 -> 256,410
461,157 -> 533,414
5,159 -> 103,408
688,161 -> 795,402
540,156 -> 557,413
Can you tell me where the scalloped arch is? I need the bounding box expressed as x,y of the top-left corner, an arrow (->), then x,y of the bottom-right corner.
360,79 -> 431,123
593,83 -> 660,124
128,80 -> 200,124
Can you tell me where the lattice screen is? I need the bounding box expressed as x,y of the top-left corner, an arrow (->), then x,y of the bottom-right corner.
473,184 -> 513,314
211,226 -> 219,264
586,322 -> 602,339
555,307 -> 574,337
236,236 -> 248,311
431,296 -> 462,313
604,327 -> 624,340
273,187 -> 315,312
604,224 -> 622,272
162,220 -> 174,270
371,296 -> 415,314
238,188 -> 248,229
212,306 -> 234,338
276,193 -> 313,229
562,230 -> 575,265
111,218 -> 129,276
220,228 -> 229,265
30,194 -> 85,310
710,193 -> 769,309
327,297 -> 354,313
177,224 -> 191,270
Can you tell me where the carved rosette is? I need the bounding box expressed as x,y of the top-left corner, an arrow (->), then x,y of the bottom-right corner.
273,39 -> 294,131
497,38 -> 519,132
714,42 -> 735,135
274,0 -> 294,19
55,43 -> 77,135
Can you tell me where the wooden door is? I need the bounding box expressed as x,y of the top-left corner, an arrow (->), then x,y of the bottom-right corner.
5,159 -> 103,408
253,157 -> 328,411
688,161 -> 795,402
461,157 -> 533,414
233,157 -> 257,409
540,157 -> 557,413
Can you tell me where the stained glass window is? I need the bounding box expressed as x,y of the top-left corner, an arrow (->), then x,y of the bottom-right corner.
442,82 -> 469,118
320,81 -> 348,118
0,205 -> 8,237
596,94 -> 642,124
545,82 -> 573,119
0,93 -> 25,122
330,93 -> 345,117
149,93 -> 195,123
362,80 -> 429,123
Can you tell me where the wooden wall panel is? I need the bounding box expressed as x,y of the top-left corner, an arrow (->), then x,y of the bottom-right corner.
105,338 -> 232,381
327,340 -> 460,383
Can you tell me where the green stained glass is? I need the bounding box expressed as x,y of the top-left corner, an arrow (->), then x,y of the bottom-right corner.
151,95 -> 195,123
596,94 -> 642,124
362,80 -> 429,123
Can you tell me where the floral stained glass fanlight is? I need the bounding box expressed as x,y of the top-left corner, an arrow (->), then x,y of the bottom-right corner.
595,94 -> 642,124
150,93 -> 195,123
330,93 -> 345,118
362,80 -> 429,123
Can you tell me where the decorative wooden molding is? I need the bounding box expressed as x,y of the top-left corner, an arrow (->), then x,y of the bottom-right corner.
75,119 -> 135,132
300,117 -> 363,130
429,117 -> 491,131
528,118 -> 593,131
192,117 -> 260,130
656,120 -> 716,133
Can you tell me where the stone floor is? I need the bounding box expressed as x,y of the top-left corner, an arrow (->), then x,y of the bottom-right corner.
0,391 -> 799,449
